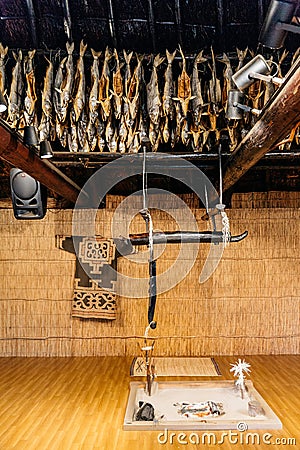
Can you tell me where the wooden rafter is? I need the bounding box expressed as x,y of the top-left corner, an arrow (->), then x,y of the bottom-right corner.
0,120 -> 82,204
223,55 -> 300,192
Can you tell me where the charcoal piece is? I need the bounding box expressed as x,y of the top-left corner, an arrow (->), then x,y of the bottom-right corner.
135,402 -> 155,421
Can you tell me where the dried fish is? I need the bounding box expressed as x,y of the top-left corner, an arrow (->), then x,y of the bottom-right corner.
162,49 -> 176,120
42,56 -> 54,119
53,55 -> 67,123
105,113 -> 114,149
126,119 -> 136,148
291,47 -> 300,66
108,129 -> 118,152
236,48 -> 248,71
119,114 -> 128,152
82,140 -> 90,153
191,50 -> 207,126
112,49 -> 123,119
123,49 -> 133,97
190,125 -> 203,152
56,121 -> 68,147
152,128 -> 162,152
181,118 -> 190,146
128,132 -> 140,153
248,83 -> 264,127
149,120 -> 158,146
219,52 -> 234,106
127,54 -> 143,120
170,127 -> 177,148
174,101 -> 183,142
69,109 -> 78,152
96,118 -> 106,151
118,141 -> 126,153
24,50 -> 37,125
0,42 -> 8,95
98,135 -> 106,152
227,120 -> 239,151
138,113 -> 148,143
146,53 -> 164,124
208,47 -> 222,110
98,47 -> 112,121
206,48 -> 223,143
162,115 -> 170,143
8,50 -> 23,128
277,49 -> 289,78
60,41 -> 75,122
174,45 -> 194,117
39,113 -> 51,142
86,118 -> 97,151
73,40 -> 87,122
77,108 -> 88,148
89,48 -> 101,123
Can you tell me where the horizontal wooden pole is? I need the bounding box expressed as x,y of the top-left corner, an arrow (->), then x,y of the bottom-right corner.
0,120 -> 82,204
114,231 -> 248,255
223,55 -> 300,192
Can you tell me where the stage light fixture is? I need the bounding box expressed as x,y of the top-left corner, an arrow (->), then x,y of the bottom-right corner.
226,89 -> 262,120
232,54 -> 285,91
258,0 -> 300,49
23,125 -> 39,146
39,140 -> 54,159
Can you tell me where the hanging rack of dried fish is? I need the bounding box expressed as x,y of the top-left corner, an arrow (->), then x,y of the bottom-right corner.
0,41 -> 298,155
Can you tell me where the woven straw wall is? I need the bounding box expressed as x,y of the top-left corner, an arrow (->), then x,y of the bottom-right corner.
0,193 -> 299,356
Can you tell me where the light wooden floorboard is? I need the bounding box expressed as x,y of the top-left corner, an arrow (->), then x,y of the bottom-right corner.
0,356 -> 299,449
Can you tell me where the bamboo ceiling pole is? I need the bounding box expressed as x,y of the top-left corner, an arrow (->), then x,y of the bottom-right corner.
0,120 -> 82,204
223,55 -> 300,192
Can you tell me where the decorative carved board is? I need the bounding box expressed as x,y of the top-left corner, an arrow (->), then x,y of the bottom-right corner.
124,380 -> 282,430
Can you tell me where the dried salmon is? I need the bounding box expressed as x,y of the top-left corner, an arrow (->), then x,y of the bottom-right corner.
73,40 -> 87,122
53,55 -> 67,123
112,48 -> 123,119
174,45 -> 194,118
89,48 -> 101,123
24,50 -> 37,125
42,56 -> 54,120
219,52 -> 234,106
126,54 -> 143,121
162,49 -> 176,120
98,47 -> 112,121
60,41 -> 75,122
8,50 -> 23,128
147,53 -> 164,125
191,50 -> 207,126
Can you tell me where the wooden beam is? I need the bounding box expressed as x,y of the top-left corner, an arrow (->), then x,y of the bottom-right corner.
0,121 -> 82,204
223,55 -> 300,192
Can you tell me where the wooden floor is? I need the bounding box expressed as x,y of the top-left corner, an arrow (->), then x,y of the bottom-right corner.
0,355 -> 299,449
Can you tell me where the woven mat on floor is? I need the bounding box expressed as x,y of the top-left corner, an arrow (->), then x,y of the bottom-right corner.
130,357 -> 221,377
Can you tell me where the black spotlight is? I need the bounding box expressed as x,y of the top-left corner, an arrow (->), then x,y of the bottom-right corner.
23,125 -> 39,146
40,140 -> 54,159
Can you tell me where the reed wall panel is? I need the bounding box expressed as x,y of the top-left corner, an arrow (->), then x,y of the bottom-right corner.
0,200 -> 299,356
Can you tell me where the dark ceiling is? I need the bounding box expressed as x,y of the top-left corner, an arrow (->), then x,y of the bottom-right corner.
0,0 -> 299,55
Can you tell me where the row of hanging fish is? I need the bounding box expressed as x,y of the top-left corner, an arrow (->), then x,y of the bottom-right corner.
0,41 -> 298,153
